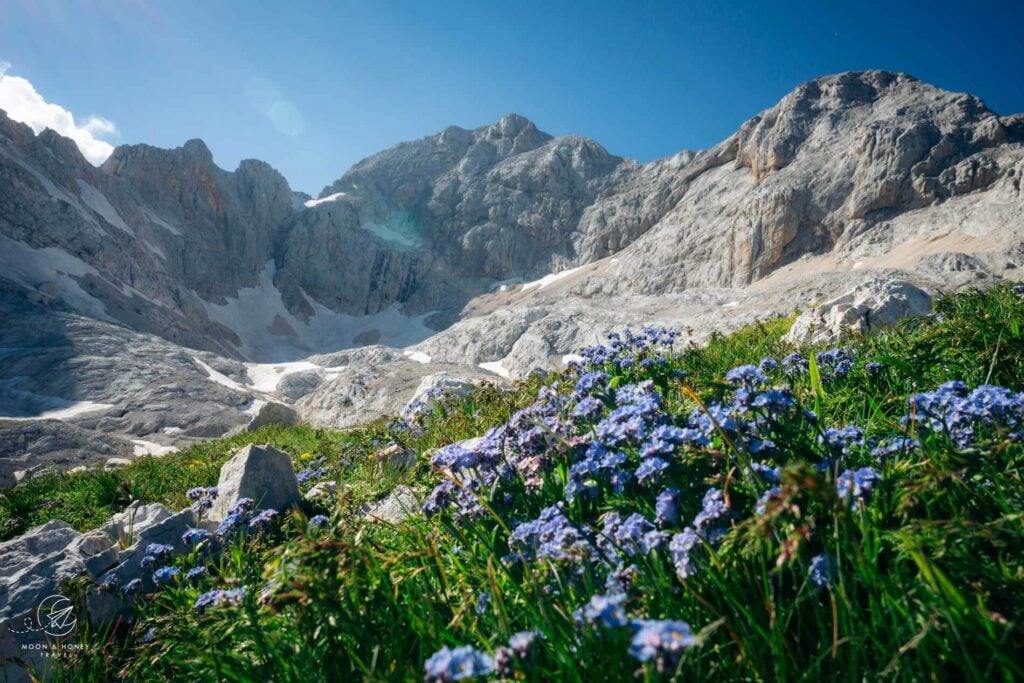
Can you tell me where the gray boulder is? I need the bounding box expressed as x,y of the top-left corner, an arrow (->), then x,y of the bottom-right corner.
0,501 -> 216,681
402,373 -> 477,418
208,444 -> 300,521
371,444 -> 418,470
304,480 -> 337,500
228,401 -> 300,435
100,508 -> 206,596
0,521 -> 96,682
98,502 -> 174,544
360,485 -> 419,524
783,279 -> 932,346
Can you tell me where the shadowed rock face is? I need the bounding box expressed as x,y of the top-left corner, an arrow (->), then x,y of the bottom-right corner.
1,70 -> 1023,478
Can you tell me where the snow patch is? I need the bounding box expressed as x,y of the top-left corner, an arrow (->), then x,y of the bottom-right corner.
141,240 -> 166,260
721,301 -> 739,308
241,399 -> 266,416
192,357 -> 249,393
562,353 -> 585,365
0,389 -> 113,421
202,262 -> 436,362
304,192 -> 348,208
246,361 -> 319,393
0,235 -> 112,321
322,366 -> 346,380
364,220 -> 422,248
76,179 -> 132,234
143,210 -> 182,235
132,439 -> 177,457
404,350 -> 432,364
479,360 -> 511,379
490,277 -> 524,292
520,265 -> 585,292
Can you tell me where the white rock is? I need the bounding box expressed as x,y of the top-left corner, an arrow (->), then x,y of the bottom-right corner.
783,278 -> 932,346
228,401 -> 300,436
360,486 -> 419,524
99,502 -> 175,545
103,458 -> 133,470
208,444 -> 301,522
402,373 -> 476,418
371,444 -> 418,470
304,480 -> 338,500
0,521 -> 91,682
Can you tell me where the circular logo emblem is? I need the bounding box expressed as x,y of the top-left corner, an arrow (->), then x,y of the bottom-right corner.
36,595 -> 77,637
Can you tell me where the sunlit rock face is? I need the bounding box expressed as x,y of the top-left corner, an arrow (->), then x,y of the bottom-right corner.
1,70 -> 1023,477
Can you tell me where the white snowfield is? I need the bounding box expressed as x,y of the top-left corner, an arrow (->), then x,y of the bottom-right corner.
304,192 -> 348,208
131,439 -> 177,457
246,361 -> 320,393
0,400 -> 113,421
519,265 -> 585,292
191,357 -> 249,393
403,350 -> 432,364
478,359 -> 511,379
202,262 -> 436,362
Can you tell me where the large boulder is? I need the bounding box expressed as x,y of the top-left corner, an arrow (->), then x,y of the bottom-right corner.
402,373 -> 477,419
0,521 -> 106,682
0,501 -> 218,681
98,502 -> 175,544
208,444 -> 301,522
783,278 -> 932,346
227,401 -> 300,436
360,485 -> 419,524
370,443 -> 418,470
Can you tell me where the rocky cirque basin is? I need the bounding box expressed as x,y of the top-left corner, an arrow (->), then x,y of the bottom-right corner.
0,70 -> 1022,482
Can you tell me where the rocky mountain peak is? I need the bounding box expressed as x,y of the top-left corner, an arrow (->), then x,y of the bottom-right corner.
483,112 -> 551,150
181,137 -> 214,161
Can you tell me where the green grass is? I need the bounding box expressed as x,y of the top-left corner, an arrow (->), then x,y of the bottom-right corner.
8,285 -> 1024,682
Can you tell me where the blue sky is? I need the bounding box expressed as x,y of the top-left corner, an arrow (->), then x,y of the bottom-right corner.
2,0 -> 1023,195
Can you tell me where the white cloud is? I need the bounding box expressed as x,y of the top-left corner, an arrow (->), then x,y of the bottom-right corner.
0,61 -> 118,165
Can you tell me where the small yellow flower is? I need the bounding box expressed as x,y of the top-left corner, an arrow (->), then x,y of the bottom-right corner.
300,452 -> 312,461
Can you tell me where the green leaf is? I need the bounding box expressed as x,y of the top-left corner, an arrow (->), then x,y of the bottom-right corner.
807,350 -> 825,415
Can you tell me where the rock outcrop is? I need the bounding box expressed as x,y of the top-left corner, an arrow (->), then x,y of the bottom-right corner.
208,444 -> 301,522
783,279 -> 933,346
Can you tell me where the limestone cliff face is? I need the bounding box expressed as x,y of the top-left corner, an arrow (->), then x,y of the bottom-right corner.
577,71 -> 1024,296
5,71 -> 1020,353
287,113 -> 634,315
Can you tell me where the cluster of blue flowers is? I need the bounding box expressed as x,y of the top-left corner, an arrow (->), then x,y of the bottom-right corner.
629,619 -> 697,673
568,326 -> 679,371
214,497 -> 271,536
194,587 -> 247,614
424,630 -> 542,681
836,467 -> 881,505
186,486 -> 218,515
906,380 -> 1024,448
573,592 -> 697,672
508,502 -> 594,563
296,459 -> 328,485
423,644 -> 495,682
815,347 -> 855,382
417,332 -> 915,676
